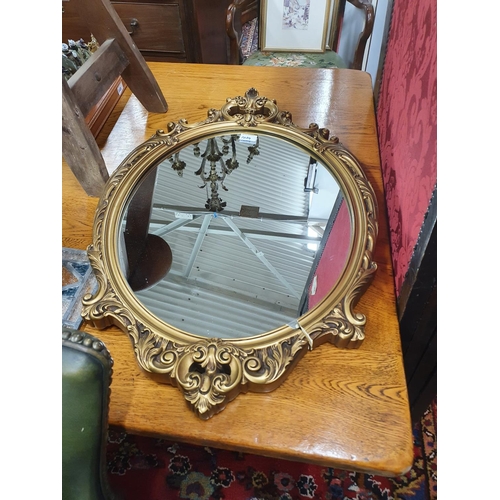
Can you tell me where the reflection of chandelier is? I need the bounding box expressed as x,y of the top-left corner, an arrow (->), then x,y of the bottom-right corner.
168,135 -> 260,212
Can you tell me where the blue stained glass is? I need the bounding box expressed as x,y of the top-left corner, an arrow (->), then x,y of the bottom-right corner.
71,262 -> 90,278
62,286 -> 78,300
62,248 -> 98,329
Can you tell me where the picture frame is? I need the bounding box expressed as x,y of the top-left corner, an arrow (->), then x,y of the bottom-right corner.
326,0 -> 344,51
260,0 -> 332,53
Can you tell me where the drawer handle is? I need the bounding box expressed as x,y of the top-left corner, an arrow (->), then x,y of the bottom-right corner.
128,19 -> 139,36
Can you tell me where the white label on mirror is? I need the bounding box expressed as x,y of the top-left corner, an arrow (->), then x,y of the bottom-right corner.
311,275 -> 318,295
239,134 -> 258,145
175,212 -> 193,220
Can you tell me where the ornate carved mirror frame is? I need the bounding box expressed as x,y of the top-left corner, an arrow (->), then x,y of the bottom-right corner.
82,89 -> 378,420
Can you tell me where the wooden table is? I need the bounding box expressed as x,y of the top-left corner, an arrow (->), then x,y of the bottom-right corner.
62,62 -> 414,477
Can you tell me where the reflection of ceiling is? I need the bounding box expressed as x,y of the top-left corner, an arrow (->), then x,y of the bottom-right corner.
133,134 -> 340,339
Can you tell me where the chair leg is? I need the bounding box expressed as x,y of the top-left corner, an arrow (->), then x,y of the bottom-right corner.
62,77 -> 109,197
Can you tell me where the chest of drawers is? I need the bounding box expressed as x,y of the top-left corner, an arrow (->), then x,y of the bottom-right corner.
62,0 -> 233,63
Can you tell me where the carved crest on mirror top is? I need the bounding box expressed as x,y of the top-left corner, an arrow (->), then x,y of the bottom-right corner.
82,88 -> 379,420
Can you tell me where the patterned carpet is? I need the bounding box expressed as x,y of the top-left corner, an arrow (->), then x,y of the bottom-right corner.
106,399 -> 436,499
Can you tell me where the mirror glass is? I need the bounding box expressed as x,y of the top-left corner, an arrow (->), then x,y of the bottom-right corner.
118,132 -> 352,340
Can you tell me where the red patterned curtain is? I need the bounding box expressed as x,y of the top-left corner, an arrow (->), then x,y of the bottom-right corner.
376,0 -> 437,296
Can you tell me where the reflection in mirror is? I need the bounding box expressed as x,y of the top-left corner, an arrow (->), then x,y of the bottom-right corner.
119,133 -> 351,339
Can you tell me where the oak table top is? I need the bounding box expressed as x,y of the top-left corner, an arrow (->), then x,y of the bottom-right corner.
62,62 -> 413,477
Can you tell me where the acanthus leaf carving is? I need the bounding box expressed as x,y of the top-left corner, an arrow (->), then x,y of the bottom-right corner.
82,89 -> 380,419
309,264 -> 378,348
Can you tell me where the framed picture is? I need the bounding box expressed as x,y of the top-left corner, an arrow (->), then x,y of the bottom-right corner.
260,0 -> 333,53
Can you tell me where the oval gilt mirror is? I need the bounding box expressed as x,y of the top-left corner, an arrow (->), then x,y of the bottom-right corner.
82,89 -> 378,419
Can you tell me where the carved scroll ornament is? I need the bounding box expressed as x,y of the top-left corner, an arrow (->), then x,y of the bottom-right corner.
82,89 -> 378,419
